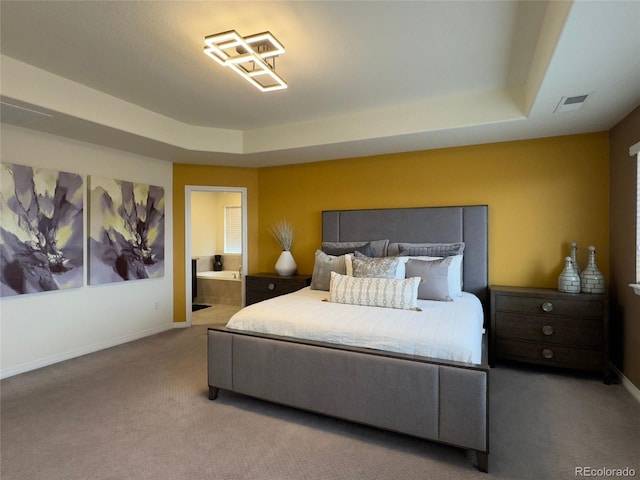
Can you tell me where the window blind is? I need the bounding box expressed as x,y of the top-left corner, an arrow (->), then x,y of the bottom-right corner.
631,141 -> 640,283
636,152 -> 639,282
224,206 -> 242,254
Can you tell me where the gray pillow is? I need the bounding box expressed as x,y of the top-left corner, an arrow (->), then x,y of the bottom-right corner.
398,242 -> 465,257
323,242 -> 374,257
310,250 -> 348,291
405,257 -> 454,301
322,239 -> 389,258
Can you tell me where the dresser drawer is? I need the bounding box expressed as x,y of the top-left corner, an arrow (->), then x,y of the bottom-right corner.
495,312 -> 602,348
495,294 -> 602,318
496,339 -> 603,369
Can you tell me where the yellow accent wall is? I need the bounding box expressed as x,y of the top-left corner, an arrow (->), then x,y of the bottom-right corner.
257,133 -> 610,288
173,165 -> 259,322
173,133 -> 609,322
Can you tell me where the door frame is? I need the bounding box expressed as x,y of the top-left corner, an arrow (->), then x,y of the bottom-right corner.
184,185 -> 248,326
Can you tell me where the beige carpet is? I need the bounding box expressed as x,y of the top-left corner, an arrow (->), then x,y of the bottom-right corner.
191,303 -> 242,325
1,325 -> 639,480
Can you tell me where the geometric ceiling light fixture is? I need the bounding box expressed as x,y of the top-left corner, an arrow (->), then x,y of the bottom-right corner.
204,30 -> 287,92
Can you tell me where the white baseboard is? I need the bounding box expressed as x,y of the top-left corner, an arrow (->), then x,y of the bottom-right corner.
610,363 -> 640,404
0,323 -> 176,380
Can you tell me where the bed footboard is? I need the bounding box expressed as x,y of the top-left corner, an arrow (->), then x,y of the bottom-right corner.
208,328 -> 489,472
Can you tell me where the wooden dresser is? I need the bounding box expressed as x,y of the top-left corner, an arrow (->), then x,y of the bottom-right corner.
489,285 -> 609,382
245,273 -> 312,306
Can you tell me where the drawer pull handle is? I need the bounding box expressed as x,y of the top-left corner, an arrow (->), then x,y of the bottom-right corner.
268,283 -> 276,291
542,348 -> 554,359
541,325 -> 554,336
541,301 -> 554,313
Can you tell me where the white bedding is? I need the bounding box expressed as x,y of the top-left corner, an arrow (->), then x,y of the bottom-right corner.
226,287 -> 485,364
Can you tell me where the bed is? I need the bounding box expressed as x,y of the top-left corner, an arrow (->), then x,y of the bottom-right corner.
207,205 -> 490,472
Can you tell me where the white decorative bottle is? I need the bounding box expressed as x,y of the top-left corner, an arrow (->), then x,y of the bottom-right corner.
580,246 -> 605,294
558,256 -> 580,293
570,242 -> 581,276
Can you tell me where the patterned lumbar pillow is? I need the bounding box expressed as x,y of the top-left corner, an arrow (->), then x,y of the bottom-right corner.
329,271 -> 421,310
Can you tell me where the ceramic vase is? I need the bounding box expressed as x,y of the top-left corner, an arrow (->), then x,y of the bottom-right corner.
558,256 -> 580,293
570,242 -> 581,276
275,250 -> 297,276
580,246 -> 605,294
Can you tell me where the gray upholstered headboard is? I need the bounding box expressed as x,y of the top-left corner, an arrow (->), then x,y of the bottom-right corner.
322,205 -> 489,305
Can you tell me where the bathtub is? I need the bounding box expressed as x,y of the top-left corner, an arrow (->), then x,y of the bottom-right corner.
195,270 -> 242,306
197,270 -> 242,281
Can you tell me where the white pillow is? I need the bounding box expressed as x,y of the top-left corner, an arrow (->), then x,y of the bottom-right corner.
345,253 -> 353,276
398,254 -> 463,297
329,271 -> 421,310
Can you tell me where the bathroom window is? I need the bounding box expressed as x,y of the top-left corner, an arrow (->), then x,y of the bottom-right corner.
224,206 -> 242,254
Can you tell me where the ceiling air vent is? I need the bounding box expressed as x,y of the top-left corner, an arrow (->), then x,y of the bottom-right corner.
554,94 -> 591,113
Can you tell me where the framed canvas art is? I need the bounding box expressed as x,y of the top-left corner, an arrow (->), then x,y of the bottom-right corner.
88,176 -> 165,284
0,163 -> 84,297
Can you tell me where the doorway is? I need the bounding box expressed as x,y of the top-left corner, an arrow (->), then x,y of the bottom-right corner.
185,186 -> 247,326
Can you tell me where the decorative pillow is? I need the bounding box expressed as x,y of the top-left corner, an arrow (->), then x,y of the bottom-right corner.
345,253 -> 354,276
400,254 -> 463,296
404,257 -> 456,301
398,242 -> 465,257
322,241 -> 372,257
310,250 -> 348,291
352,256 -> 401,279
353,251 -> 406,278
322,239 -> 389,257
387,243 -> 401,257
329,271 -> 421,310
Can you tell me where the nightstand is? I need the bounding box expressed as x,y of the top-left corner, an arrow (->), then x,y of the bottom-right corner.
245,273 -> 312,306
489,285 -> 610,383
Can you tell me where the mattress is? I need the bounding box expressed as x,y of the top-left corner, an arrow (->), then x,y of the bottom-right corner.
226,287 -> 485,364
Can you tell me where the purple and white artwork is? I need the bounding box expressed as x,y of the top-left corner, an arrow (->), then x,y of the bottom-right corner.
0,163 -> 84,297
88,176 -> 164,284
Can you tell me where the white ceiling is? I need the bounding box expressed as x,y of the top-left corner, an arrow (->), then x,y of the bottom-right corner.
1,0 -> 639,167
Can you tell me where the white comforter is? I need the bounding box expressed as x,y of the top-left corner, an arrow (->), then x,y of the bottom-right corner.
226,287 -> 485,364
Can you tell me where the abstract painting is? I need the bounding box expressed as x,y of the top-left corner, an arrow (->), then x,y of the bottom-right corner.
0,163 -> 84,297
88,176 -> 164,284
